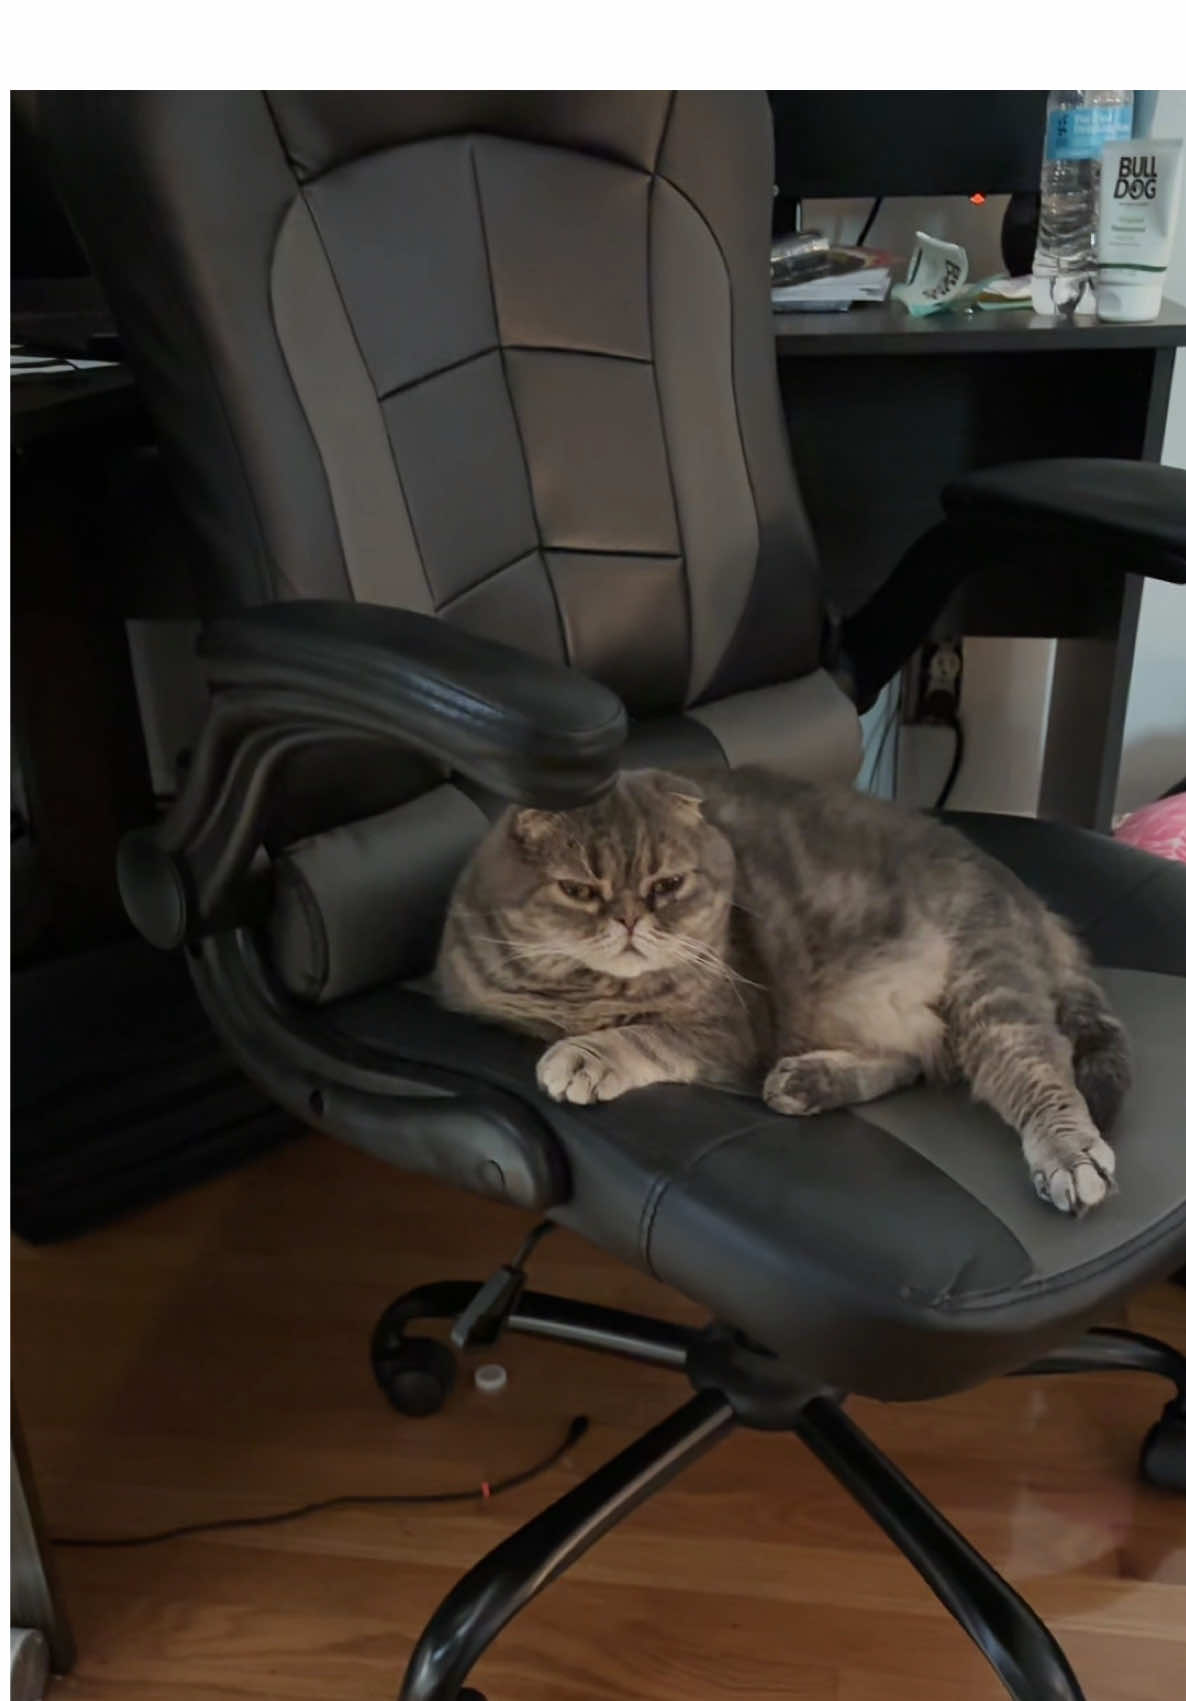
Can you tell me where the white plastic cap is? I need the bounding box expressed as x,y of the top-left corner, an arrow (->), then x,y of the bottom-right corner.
1097,279 -> 1163,322
474,1363 -> 508,1395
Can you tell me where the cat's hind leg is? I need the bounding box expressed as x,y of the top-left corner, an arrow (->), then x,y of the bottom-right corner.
763,1050 -> 921,1116
947,977 -> 1115,1214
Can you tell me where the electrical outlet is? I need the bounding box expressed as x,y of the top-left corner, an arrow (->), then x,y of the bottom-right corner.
907,639 -> 963,724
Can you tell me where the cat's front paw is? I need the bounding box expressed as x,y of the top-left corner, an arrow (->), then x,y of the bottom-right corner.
537,1038 -> 631,1105
1029,1129 -> 1117,1215
763,1054 -> 835,1116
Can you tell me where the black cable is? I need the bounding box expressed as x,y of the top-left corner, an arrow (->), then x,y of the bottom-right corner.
856,197 -> 883,249
53,1414 -> 589,1550
934,716 -> 965,810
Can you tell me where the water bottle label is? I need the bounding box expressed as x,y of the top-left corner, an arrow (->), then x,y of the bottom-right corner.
1046,104 -> 1134,161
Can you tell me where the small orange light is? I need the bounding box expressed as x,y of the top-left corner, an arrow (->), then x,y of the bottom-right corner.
969,192 -> 986,205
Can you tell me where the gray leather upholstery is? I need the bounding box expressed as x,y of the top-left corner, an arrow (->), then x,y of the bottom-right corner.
42,92 -> 827,720
687,672 -> 862,778
268,785 -> 489,1002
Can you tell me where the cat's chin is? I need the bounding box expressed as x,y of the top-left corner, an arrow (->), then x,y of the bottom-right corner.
603,957 -> 657,981
583,949 -> 665,982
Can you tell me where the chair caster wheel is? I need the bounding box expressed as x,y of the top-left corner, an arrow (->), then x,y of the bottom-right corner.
371,1333 -> 457,1418
1139,1401 -> 1186,1492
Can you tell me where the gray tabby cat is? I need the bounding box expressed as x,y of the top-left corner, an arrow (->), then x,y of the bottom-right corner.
436,768 -> 1131,1215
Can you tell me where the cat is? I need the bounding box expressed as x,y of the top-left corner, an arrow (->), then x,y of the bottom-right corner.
435,767 -> 1131,1215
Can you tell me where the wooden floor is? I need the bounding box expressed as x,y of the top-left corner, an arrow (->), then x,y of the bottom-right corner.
12,1133 -> 1186,1701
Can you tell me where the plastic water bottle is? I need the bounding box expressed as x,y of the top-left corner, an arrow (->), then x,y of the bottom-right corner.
1032,91 -> 1133,318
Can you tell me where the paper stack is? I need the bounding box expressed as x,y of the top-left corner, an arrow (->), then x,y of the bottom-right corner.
771,246 -> 894,311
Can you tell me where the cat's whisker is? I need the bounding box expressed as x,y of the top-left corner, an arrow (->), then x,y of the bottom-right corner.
461,934 -> 576,964
729,898 -> 762,920
666,933 -> 766,991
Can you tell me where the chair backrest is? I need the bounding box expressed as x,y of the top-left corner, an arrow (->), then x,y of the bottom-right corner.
40,91 -> 830,725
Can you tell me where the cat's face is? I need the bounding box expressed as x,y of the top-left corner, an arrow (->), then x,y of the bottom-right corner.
487,769 -> 735,981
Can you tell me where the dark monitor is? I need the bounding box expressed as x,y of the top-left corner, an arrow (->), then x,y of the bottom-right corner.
11,92 -> 119,356
11,94 -> 91,282
769,91 -> 1047,203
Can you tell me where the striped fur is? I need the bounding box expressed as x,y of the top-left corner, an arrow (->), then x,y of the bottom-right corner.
435,769 -> 1131,1214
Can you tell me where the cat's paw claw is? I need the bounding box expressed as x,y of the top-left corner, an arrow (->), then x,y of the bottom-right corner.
537,1040 -> 623,1105
1031,1134 -> 1116,1215
763,1056 -> 831,1117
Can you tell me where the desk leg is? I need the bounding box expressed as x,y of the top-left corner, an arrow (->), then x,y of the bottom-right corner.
1038,345 -> 1174,833
1038,575 -> 1143,832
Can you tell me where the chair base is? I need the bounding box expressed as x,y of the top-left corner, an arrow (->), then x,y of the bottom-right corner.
374,1260 -> 1186,1701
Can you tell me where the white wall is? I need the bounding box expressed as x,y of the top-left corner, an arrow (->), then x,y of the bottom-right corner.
1114,89 -> 1186,815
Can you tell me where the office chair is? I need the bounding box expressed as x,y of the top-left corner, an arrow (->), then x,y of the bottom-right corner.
40,92 -> 1186,1701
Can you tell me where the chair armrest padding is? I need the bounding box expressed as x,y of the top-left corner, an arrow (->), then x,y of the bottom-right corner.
199,600 -> 628,809
942,459 -> 1186,584
121,602 -> 626,949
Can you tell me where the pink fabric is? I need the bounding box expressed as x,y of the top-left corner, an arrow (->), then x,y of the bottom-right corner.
1114,794 -> 1186,863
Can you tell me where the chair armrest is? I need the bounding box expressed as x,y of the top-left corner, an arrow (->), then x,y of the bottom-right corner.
199,600 -> 627,808
840,457 -> 1186,712
942,459 -> 1186,584
120,601 -> 627,947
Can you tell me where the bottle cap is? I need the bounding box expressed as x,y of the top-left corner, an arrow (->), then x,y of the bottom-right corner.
474,1363 -> 508,1395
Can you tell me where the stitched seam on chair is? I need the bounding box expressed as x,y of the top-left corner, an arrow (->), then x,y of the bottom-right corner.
502,343 -> 651,365
376,344 -> 499,403
652,91 -> 677,175
938,1200 -> 1186,1313
297,186 -> 433,606
437,547 -> 684,615
638,1113 -> 773,1271
469,139 -> 569,662
640,1112 -> 1039,1294
661,171 -> 762,579
436,548 -> 541,611
276,861 -> 329,999
645,162 -> 693,709
545,548 -> 681,562
375,326 -> 693,406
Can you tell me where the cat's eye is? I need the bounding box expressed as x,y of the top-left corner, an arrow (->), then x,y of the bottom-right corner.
650,875 -> 685,898
558,880 -> 596,902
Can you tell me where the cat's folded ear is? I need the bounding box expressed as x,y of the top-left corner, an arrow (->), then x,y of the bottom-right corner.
639,769 -> 704,820
509,807 -> 561,852
629,772 -> 704,823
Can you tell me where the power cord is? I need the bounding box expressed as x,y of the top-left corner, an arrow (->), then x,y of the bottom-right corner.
53,1414 -> 589,1550
856,197 -> 883,248
934,717 -> 965,810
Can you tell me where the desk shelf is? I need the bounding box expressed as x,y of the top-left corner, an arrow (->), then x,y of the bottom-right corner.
774,299 -> 1186,358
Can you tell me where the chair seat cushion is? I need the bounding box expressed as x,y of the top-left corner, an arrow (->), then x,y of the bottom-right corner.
323,813 -> 1186,1401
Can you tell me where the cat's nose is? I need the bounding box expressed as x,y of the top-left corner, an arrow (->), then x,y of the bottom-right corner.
613,915 -> 637,937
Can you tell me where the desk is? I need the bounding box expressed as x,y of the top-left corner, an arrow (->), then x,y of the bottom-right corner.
775,300 -> 1186,828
